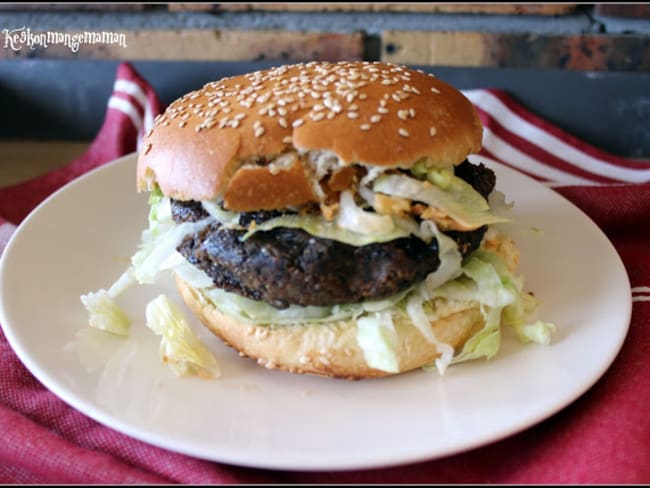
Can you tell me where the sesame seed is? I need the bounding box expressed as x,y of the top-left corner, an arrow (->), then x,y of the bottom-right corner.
347,112 -> 359,119
411,86 -> 421,95
282,136 -> 292,144
278,117 -> 288,128
397,109 -> 409,120
398,128 -> 410,137
178,121 -> 187,128
348,104 -> 359,111
377,106 -> 389,114
254,125 -> 265,137
144,143 -> 152,155
313,104 -> 325,112
359,93 -> 368,100
310,112 -> 325,122
292,118 -> 304,128
360,124 -> 371,131
370,114 -> 382,123
323,97 -> 340,110
431,86 -> 440,94
409,108 -> 416,118
256,93 -> 271,103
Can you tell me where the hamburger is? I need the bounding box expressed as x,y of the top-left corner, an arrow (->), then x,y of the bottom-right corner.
82,61 -> 554,380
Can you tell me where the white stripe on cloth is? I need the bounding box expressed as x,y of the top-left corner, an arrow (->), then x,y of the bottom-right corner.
113,79 -> 148,113
0,222 -> 16,256
107,95 -> 143,133
632,287 -> 650,302
113,78 -> 154,149
463,90 -> 650,184
480,126 -> 602,187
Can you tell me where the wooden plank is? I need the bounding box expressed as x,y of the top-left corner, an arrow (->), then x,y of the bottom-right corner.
382,31 -> 650,72
166,3 -> 220,12
170,3 -> 577,14
0,29 -> 364,62
0,3 -> 147,11
0,140 -> 89,186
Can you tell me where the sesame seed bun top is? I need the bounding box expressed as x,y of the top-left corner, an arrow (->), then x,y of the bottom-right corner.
136,61 -> 483,209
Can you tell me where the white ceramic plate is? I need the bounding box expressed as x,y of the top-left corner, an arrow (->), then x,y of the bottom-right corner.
0,153 -> 631,471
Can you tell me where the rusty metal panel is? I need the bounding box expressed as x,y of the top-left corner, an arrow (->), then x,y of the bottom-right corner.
383,31 -> 650,72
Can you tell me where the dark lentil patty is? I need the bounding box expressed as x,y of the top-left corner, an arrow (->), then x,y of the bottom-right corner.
173,160 -> 494,309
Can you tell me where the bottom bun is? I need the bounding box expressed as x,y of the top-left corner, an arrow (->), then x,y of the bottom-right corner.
176,278 -> 484,380
175,234 -> 520,380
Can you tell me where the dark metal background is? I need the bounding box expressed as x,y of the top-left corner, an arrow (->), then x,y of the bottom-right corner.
1,60 -> 649,158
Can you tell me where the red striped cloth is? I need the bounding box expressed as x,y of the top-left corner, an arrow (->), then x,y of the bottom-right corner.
0,63 -> 648,484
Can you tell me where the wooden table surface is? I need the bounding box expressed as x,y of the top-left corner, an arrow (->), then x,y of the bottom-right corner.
0,140 -> 90,186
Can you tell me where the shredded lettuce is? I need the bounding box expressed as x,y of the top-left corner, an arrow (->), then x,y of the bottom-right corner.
201,283 -> 412,326
131,216 -> 213,285
373,173 -> 509,230
417,247 -> 554,372
336,190 -> 395,235
201,200 -> 242,229
411,161 -> 455,189
448,305 -> 503,366
242,212 -> 410,246
502,290 -> 556,345
147,186 -> 174,237
79,267 -> 137,336
356,313 -> 400,373
145,294 -> 221,379
80,289 -> 131,336
240,187 -> 422,247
